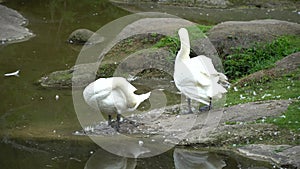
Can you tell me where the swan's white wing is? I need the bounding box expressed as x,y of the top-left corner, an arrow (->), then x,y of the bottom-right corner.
190,55 -> 219,77
91,78 -> 113,99
189,55 -> 229,91
206,77 -> 228,98
175,59 -> 211,86
175,75 -> 210,105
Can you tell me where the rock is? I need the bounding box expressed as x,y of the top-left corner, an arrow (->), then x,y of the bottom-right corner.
220,100 -> 292,123
39,63 -> 97,88
67,29 -> 104,45
185,100 -> 292,145
79,99 -> 292,146
238,144 -> 300,168
207,19 -> 300,57
237,52 -> 300,85
0,4 -> 34,44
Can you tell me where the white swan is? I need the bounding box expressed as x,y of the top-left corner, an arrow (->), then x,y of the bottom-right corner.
83,77 -> 151,130
174,28 -> 228,112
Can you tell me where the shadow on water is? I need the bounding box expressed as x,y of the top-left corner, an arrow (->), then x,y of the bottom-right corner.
0,0 -> 291,168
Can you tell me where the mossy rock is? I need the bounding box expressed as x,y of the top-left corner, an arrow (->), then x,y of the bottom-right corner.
207,19 -> 300,58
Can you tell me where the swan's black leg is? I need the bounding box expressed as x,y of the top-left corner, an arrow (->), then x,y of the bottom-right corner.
108,115 -> 112,125
182,98 -> 193,114
208,97 -> 212,110
187,98 -> 193,113
116,114 -> 121,132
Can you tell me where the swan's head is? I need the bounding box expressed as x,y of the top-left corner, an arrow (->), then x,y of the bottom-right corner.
129,91 -> 151,111
178,28 -> 188,37
178,28 -> 190,49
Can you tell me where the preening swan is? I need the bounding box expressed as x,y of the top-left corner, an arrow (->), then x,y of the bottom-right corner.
83,77 -> 151,131
174,28 -> 228,112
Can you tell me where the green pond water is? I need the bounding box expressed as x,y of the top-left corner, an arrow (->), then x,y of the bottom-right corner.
0,0 -> 294,168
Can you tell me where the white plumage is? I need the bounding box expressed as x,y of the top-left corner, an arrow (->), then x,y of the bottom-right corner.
83,77 -> 151,128
174,28 -> 228,111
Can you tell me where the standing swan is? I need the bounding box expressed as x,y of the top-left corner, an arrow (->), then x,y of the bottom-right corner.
83,77 -> 151,131
174,28 -> 228,113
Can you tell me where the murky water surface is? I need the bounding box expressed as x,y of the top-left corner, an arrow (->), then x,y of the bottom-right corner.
0,0 -> 292,168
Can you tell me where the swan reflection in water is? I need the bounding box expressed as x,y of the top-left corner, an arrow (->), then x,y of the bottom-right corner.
174,148 -> 226,169
84,149 -> 139,169
85,147 -> 226,169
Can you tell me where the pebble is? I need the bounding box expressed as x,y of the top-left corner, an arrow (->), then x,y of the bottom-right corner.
55,95 -> 59,100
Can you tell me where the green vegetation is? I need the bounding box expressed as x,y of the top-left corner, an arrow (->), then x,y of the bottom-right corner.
153,36 -> 180,61
224,36 -> 300,80
226,68 -> 300,133
226,69 -> 300,105
266,101 -> 300,131
197,25 -> 213,33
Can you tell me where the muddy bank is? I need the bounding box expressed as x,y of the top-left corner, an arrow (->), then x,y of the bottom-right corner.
110,0 -> 300,24
111,0 -> 300,9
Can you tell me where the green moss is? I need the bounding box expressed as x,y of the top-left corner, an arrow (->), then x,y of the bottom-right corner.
50,71 -> 73,81
96,63 -> 118,78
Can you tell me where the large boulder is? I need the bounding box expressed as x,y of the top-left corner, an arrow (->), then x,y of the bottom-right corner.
207,19 -> 300,57
0,4 -> 34,44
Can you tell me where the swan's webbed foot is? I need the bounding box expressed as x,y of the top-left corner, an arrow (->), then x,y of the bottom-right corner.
199,105 -> 211,112
199,98 -> 212,112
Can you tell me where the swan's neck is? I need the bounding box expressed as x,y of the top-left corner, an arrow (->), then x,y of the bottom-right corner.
177,29 -> 191,60
178,42 -> 190,60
